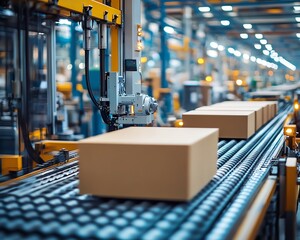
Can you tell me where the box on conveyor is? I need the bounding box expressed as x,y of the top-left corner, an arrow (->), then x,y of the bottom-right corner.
213,101 -> 273,123
182,110 -> 255,139
79,127 -> 218,201
195,105 -> 262,131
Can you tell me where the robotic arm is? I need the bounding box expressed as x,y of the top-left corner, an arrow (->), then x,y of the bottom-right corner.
82,0 -> 157,129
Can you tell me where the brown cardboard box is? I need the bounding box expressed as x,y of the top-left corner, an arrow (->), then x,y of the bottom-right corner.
79,127 -> 218,201
214,101 -> 270,124
195,105 -> 262,131
183,110 -> 255,139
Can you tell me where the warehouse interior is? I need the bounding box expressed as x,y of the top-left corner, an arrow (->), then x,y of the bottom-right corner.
1,0 -> 300,239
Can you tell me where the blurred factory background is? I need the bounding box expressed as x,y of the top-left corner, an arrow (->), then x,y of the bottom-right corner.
1,0 -> 300,239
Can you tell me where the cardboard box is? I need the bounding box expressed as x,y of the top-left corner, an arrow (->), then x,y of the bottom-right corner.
183,110 -> 255,139
196,105 -> 262,130
79,127 -> 218,201
214,101 -> 270,124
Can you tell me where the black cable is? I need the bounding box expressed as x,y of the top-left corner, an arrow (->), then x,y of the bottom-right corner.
19,2 -> 44,165
18,110 -> 44,164
84,49 -> 112,125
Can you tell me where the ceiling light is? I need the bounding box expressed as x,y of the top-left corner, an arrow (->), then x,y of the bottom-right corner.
265,44 -> 272,51
260,39 -> 267,44
297,33 -> 300,38
228,47 -> 235,54
203,12 -> 214,18
207,50 -> 218,58
198,7 -> 210,12
243,24 -> 252,29
294,6 -> 300,11
164,26 -> 175,34
58,19 -> 72,25
263,50 -> 269,56
210,42 -> 218,49
240,33 -> 248,39
255,33 -> 263,39
218,45 -> 225,51
296,17 -> 300,22
221,6 -> 233,11
254,44 -> 261,49
243,54 -> 250,60
221,20 -> 230,26
250,56 -> 256,62
234,50 -> 241,57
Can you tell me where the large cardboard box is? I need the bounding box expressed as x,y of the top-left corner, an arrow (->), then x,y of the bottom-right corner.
79,127 -> 218,201
183,110 -> 255,139
214,101 -> 270,124
196,105 -> 262,130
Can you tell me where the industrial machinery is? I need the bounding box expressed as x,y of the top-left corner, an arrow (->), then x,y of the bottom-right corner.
0,1 -> 300,240
0,0 -> 157,176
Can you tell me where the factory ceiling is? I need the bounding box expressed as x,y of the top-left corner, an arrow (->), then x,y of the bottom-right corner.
144,0 -> 300,71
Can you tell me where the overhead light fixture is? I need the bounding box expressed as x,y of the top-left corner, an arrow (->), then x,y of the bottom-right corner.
198,6 -> 210,12
243,54 -> 250,60
255,33 -> 263,39
218,45 -> 225,51
203,12 -> 214,18
295,17 -> 300,22
263,50 -> 269,56
228,47 -> 235,54
234,50 -> 241,57
265,44 -> 272,51
254,44 -> 262,49
243,24 -> 252,29
210,42 -> 218,49
250,56 -> 256,62
240,33 -> 248,39
260,39 -> 267,44
294,6 -> 300,11
221,20 -> 230,26
164,26 -> 175,34
296,33 -> 300,38
207,50 -> 218,58
58,19 -> 72,25
221,5 -> 233,11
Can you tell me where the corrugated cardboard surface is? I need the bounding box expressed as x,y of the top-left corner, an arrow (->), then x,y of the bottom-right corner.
196,105 -> 262,130
214,101 -> 270,124
183,110 -> 255,139
79,127 -> 218,201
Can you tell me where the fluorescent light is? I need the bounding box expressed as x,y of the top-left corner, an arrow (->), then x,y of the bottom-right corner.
263,50 -> 269,56
210,42 -> 218,49
203,12 -> 214,18
256,58 -> 262,64
207,50 -> 218,58
228,47 -> 235,54
254,44 -> 261,49
58,19 -> 71,25
221,20 -> 230,26
279,57 -> 296,71
294,6 -> 300,11
243,24 -> 252,29
243,54 -> 250,60
218,45 -> 225,51
240,33 -> 248,39
255,33 -> 263,39
250,56 -> 256,62
260,39 -> 267,45
221,5 -> 232,11
265,44 -> 272,51
296,17 -> 300,22
234,50 -> 241,57
199,7 -> 210,12
164,26 -> 175,34
297,33 -> 300,38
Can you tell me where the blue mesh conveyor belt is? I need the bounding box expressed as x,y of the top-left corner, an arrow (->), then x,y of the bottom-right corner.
0,104 -> 291,240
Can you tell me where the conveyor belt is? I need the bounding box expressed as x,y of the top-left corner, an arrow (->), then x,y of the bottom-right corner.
0,104 -> 290,240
